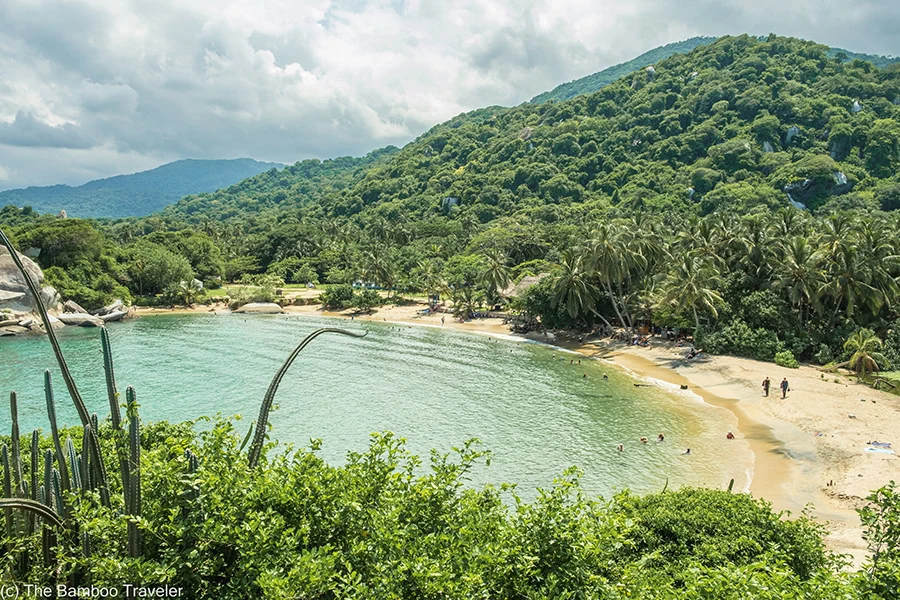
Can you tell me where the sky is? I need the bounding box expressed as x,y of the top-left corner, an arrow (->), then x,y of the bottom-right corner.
0,0 -> 898,191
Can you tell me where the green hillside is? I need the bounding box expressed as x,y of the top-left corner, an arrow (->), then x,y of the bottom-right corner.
530,37 -> 898,106
164,34 -> 900,228
0,158 -> 284,218
530,37 -> 717,104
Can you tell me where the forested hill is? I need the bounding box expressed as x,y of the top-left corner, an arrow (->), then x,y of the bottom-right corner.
530,37 -> 717,104
0,158 -> 284,218
530,37 -> 899,105
162,34 -> 900,229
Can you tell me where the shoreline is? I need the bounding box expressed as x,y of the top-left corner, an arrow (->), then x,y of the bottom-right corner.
136,301 -> 899,562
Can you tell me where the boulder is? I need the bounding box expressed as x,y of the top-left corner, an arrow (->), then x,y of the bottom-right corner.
0,246 -> 59,313
0,318 -> 19,327
832,171 -> 853,195
762,141 -> 774,153
785,126 -> 801,145
64,300 -> 89,314
57,313 -> 104,327
232,302 -> 284,314
100,310 -> 128,323
0,325 -> 30,336
851,100 -> 862,114
93,299 -> 124,316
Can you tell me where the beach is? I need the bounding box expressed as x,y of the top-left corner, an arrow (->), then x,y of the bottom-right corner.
136,299 -> 899,563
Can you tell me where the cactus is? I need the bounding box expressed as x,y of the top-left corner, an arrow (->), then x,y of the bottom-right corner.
247,327 -> 367,468
101,327 -> 131,507
2,445 -> 11,537
44,371 -> 71,502
66,437 -> 81,492
9,393 -> 24,497
101,327 -> 123,430
126,387 -> 142,558
30,431 -> 39,502
42,451 -> 53,509
0,226 -> 91,427
81,427 -> 91,494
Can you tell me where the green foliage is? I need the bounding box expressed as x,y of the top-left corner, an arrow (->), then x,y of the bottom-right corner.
775,350 -> 800,368
352,289 -> 382,312
857,481 -> 900,599
320,284 -> 355,309
700,319 -> 784,361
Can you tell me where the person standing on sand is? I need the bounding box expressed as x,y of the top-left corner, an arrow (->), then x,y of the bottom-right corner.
441,315 -> 445,326
781,377 -> 789,399
762,377 -> 771,397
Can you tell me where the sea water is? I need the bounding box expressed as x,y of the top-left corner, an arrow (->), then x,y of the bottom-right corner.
0,314 -> 751,499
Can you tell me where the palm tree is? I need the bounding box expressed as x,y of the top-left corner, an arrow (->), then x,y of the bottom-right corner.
552,249 -> 600,324
843,329 -> 888,377
658,255 -> 724,332
479,250 -> 511,306
775,236 -> 824,324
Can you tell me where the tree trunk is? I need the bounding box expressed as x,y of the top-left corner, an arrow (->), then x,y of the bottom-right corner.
692,305 -> 701,333
602,281 -> 628,329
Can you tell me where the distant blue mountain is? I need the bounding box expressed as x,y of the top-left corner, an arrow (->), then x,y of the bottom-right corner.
0,158 -> 285,218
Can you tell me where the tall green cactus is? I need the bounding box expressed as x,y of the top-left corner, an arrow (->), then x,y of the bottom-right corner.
2,445 -> 11,538
247,327 -> 367,468
101,327 -> 130,505
125,387 -> 142,558
44,371 -> 71,504
66,437 -> 81,492
9,393 -> 24,497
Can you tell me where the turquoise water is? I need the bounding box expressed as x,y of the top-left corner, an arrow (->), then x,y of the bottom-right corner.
0,314 -> 750,498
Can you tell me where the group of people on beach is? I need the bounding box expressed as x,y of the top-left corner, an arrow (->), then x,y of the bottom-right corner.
761,376 -> 790,398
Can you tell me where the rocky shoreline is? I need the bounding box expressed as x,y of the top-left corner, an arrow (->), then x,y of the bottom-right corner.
0,245 -> 134,337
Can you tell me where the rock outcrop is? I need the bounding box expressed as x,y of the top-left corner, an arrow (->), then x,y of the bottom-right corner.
0,246 -> 57,314
232,302 -> 284,314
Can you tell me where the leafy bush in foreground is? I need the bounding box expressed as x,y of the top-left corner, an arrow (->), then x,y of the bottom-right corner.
0,422 -> 874,599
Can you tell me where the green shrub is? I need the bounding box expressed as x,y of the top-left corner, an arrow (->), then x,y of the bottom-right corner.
699,319 -> 784,361
775,350 -> 800,368
320,284 -> 354,309
814,343 -> 835,365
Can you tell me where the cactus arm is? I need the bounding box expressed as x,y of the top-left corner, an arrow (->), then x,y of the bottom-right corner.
0,498 -> 64,529
247,328 -> 367,468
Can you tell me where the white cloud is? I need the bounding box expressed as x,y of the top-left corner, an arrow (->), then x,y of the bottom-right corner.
0,0 -> 897,190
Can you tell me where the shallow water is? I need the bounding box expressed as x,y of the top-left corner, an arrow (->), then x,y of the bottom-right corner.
0,314 -> 752,499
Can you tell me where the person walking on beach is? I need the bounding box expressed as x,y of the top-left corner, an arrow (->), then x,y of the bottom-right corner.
441,315 -> 445,326
762,377 -> 771,397
780,377 -> 789,399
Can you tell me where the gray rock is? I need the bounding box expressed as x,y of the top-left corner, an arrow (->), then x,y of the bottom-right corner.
58,210 -> 67,219
232,302 -> 284,314
63,300 -> 89,314
57,313 -> 104,327
0,318 -> 19,328
93,299 -> 124,316
17,318 -> 34,328
0,246 -> 49,313
785,126 -> 800,145
832,171 -> 853,195
686,187 -> 696,200
851,100 -> 862,114
762,141 -> 774,153
100,310 -> 128,323
0,325 -> 30,336
40,286 -> 60,310
894,96 -> 900,106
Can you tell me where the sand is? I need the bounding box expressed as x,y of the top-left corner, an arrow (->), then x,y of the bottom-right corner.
135,299 -> 900,563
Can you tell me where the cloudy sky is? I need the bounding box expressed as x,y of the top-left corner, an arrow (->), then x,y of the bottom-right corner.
0,0 -> 897,190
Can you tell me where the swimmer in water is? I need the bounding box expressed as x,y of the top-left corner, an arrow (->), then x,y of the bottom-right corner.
617,444 -> 624,452
726,431 -> 735,440
602,374 -> 608,380
657,433 -> 665,442
640,437 -> 648,443
682,448 -> 691,455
